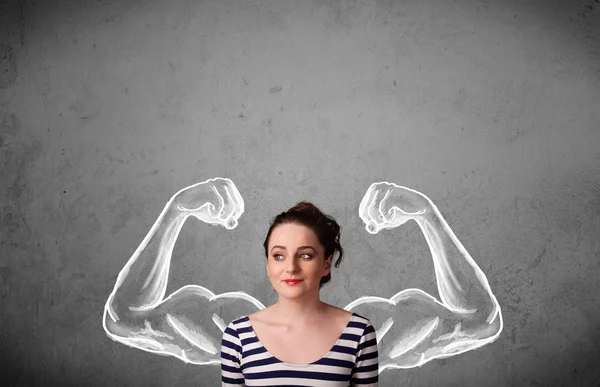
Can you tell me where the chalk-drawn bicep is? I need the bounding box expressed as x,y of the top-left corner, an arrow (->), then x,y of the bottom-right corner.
103,287 -> 222,364
103,285 -> 265,365
347,289 -> 501,369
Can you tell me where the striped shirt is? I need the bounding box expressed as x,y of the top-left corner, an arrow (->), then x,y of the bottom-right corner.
221,312 -> 379,386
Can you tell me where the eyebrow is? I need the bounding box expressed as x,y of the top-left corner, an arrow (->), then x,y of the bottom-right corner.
270,245 -> 317,253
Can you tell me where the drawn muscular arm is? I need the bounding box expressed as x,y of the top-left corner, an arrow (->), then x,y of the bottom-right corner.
348,182 -> 502,371
103,178 -> 264,364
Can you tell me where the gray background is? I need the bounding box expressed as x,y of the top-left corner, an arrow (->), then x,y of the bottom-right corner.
1,0 -> 599,386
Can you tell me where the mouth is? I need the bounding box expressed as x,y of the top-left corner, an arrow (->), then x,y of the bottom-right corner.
283,280 -> 303,286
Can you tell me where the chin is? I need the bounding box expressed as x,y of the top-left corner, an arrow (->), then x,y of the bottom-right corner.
279,284 -> 316,295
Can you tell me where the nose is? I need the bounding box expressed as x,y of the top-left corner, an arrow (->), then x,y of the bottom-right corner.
286,258 -> 299,273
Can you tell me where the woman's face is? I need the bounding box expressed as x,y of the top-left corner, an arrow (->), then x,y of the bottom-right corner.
266,222 -> 332,298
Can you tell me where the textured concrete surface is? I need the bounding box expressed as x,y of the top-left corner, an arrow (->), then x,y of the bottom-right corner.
1,0 -> 599,386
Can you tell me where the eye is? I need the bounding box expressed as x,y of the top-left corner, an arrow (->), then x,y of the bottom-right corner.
273,253 -> 313,260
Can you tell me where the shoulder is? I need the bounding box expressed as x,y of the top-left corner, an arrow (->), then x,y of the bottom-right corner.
351,312 -> 371,325
348,312 -> 375,338
229,315 -> 249,325
326,304 -> 353,320
224,315 -> 251,337
247,305 -> 278,326
247,307 -> 268,321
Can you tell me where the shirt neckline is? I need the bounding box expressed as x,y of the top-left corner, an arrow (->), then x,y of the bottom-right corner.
246,312 -> 357,367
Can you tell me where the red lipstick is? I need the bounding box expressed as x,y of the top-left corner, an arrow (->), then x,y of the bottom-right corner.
284,280 -> 303,286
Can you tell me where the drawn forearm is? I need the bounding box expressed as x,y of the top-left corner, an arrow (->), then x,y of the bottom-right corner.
416,201 -> 499,322
107,198 -> 188,320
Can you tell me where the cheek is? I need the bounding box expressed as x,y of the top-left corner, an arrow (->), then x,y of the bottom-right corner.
308,261 -> 327,274
266,261 -> 278,275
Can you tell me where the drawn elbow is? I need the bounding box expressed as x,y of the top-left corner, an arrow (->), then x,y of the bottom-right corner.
489,309 -> 503,337
103,304 -> 140,341
103,308 -> 126,338
476,308 -> 503,341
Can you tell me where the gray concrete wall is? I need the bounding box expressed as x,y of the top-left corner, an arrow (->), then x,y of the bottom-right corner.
1,0 -> 599,385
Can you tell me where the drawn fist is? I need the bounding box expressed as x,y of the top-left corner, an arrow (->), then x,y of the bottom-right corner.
359,181 -> 430,234
172,177 -> 244,230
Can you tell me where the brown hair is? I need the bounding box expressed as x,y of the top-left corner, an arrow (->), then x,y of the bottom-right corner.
263,202 -> 343,289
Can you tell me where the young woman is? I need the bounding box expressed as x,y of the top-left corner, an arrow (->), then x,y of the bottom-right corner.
220,202 -> 379,386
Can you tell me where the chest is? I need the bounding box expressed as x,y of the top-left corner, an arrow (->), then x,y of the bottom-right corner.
251,321 -> 346,364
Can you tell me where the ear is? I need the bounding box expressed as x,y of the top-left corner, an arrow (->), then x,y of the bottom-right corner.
324,255 -> 333,274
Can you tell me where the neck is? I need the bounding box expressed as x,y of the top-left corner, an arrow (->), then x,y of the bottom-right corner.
272,294 -> 328,326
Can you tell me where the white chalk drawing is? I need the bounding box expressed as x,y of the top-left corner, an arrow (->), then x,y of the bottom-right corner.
103,177 -> 503,374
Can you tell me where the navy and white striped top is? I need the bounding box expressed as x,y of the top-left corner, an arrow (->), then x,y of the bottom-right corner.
221,312 -> 379,386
